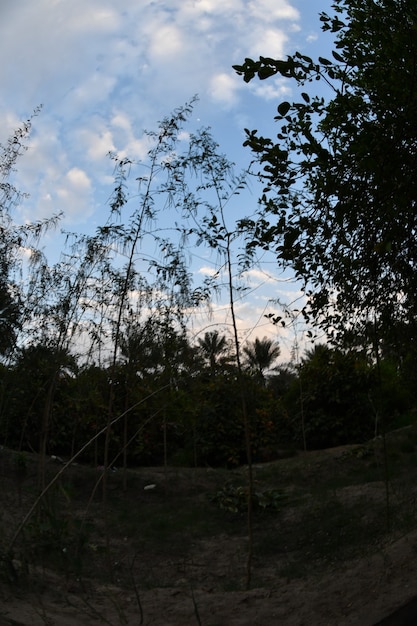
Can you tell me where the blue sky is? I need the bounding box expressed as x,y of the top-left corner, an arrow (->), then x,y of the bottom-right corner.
0,0 -> 334,359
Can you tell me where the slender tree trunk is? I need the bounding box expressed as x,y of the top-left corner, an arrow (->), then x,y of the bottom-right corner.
373,316 -> 391,531
225,234 -> 254,590
38,375 -> 57,490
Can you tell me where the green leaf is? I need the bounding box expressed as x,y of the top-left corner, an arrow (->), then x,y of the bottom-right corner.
258,65 -> 277,80
277,101 -> 291,116
301,92 -> 310,103
332,50 -> 344,63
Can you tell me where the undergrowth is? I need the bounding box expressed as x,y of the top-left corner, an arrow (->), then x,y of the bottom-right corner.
2,425 -> 417,621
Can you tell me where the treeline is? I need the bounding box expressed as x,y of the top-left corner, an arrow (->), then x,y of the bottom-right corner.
0,101 -> 275,470
1,335 -> 416,467
3,0 -> 417,473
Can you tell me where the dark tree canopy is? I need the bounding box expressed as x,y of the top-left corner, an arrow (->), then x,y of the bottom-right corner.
197,331 -> 230,373
243,336 -> 280,382
234,0 -> 417,352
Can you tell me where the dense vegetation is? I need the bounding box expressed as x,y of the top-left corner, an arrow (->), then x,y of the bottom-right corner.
234,0 -> 417,355
2,0 -> 417,472
1,331 -> 416,468
2,4 -> 417,618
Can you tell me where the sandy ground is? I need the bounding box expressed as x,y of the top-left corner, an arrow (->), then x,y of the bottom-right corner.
2,440 -> 417,625
1,528 -> 417,626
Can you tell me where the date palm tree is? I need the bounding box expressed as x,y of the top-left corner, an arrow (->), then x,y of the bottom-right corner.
197,330 -> 230,373
243,336 -> 280,384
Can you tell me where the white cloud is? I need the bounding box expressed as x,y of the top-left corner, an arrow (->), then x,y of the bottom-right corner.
111,112 -> 131,132
0,0 -> 307,231
71,7 -> 121,34
148,23 -> 185,60
242,268 -> 277,285
65,167 -> 91,190
248,0 -> 299,21
0,0 -> 327,361
250,78 -> 292,101
79,128 -> 116,161
178,131 -> 190,142
248,28 -> 289,59
65,74 -> 118,110
197,266 -> 218,278
209,73 -> 240,107
35,166 -> 94,224
108,113 -> 153,160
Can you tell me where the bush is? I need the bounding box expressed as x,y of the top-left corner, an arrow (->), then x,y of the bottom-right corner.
284,346 -> 376,449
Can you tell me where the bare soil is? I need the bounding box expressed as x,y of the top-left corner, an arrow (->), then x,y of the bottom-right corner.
2,428 -> 417,625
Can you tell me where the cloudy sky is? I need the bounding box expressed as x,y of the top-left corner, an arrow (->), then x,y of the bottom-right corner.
0,0 -> 334,358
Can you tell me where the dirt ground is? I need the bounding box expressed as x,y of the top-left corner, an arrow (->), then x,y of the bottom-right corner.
2,534 -> 417,626
1,438 -> 417,625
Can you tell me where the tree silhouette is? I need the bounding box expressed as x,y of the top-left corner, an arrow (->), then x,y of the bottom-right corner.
197,331 -> 230,373
243,336 -> 280,383
234,0 -> 417,354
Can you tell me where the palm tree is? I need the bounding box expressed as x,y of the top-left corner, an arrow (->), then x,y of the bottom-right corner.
197,330 -> 230,373
243,336 -> 281,383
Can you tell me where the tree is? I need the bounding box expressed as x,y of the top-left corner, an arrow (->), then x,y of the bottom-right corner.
243,336 -> 280,383
4,344 -> 77,454
0,273 -> 20,357
0,108 -> 61,360
167,122 -> 257,587
284,345 -> 375,449
197,331 -> 231,373
233,0 -> 417,355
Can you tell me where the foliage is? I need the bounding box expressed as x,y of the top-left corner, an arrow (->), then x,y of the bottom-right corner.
370,357 -> 413,428
3,96 -> 417,482
2,335 -> 414,464
197,331 -> 232,373
233,0 -> 417,353
0,108 -> 61,358
2,344 -> 78,453
210,482 -> 286,513
186,372 -> 283,466
22,486 -> 92,577
283,345 -> 376,448
243,336 -> 280,383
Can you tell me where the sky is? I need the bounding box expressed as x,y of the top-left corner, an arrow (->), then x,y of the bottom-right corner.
0,0 -> 334,361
